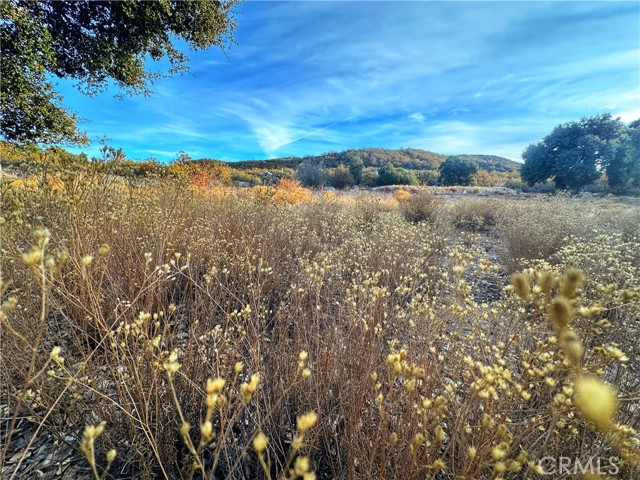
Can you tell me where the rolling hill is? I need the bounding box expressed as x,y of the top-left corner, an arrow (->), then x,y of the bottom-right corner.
225,148 -> 520,173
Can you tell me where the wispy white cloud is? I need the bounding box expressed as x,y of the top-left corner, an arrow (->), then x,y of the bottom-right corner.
57,1 -> 639,162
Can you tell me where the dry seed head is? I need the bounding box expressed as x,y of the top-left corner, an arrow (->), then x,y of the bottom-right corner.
508,460 -> 523,473
404,378 -> 416,392
297,411 -> 318,433
494,462 -> 506,473
510,273 -> 530,300
98,244 -> 110,256
240,373 -> 260,402
253,432 -> 268,453
49,346 -> 64,365
206,378 -> 225,394
549,297 -> 572,331
560,269 -> 584,299
56,250 -> 68,266
22,247 -> 42,266
1,297 -> 17,314
294,456 -> 310,476
83,421 -> 106,441
201,421 -> 213,440
180,421 -> 191,438
482,413 -> 493,429
248,373 -> 260,390
33,227 -> 50,241
574,376 -> 617,431
560,329 -> 583,365
539,272 -> 556,294
620,289 -> 640,302
492,442 -> 509,461
386,353 -> 400,368
106,449 -> 117,463
163,351 -> 181,376
292,434 -> 304,451
432,459 -> 446,470
528,462 -> 544,475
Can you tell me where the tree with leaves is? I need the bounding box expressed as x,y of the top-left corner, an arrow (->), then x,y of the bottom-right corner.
606,119 -> 640,191
375,163 -> 418,186
1,0 -> 239,145
521,114 -> 634,192
296,159 -> 327,187
438,156 -> 478,186
327,164 -> 355,190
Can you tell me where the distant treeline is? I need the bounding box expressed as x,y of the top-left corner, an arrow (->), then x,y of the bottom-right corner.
0,143 -> 521,188
229,148 -> 519,174
226,148 -> 520,188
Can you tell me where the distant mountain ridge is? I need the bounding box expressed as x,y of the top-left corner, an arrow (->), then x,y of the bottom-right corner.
224,148 -> 520,173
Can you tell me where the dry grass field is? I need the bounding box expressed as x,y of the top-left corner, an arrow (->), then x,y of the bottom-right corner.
1,172 -> 640,479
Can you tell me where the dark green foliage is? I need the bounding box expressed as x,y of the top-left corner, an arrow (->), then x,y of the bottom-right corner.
327,164 -> 355,190
336,148 -> 444,170
438,157 -> 479,186
414,169 -> 440,186
628,120 -> 640,187
228,148 -> 518,177
361,167 -> 379,187
521,114 -> 637,192
0,4 -> 86,145
448,154 -> 519,173
296,159 -> 327,187
1,0 -> 239,145
346,157 -> 364,184
223,157 -> 301,170
375,163 -> 418,186
607,119 -> 640,192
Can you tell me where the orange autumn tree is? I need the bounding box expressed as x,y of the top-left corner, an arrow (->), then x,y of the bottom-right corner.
168,158 -> 232,189
272,178 -> 312,204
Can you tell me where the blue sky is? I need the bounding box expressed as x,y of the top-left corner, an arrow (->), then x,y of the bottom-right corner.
57,1 -> 640,163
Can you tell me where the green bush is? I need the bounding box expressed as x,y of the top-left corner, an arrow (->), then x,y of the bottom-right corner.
375,163 -> 418,186
296,159 -> 327,187
438,156 -> 479,186
327,164 -> 354,189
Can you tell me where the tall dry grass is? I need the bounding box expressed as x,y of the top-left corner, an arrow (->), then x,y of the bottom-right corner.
1,173 -> 639,479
